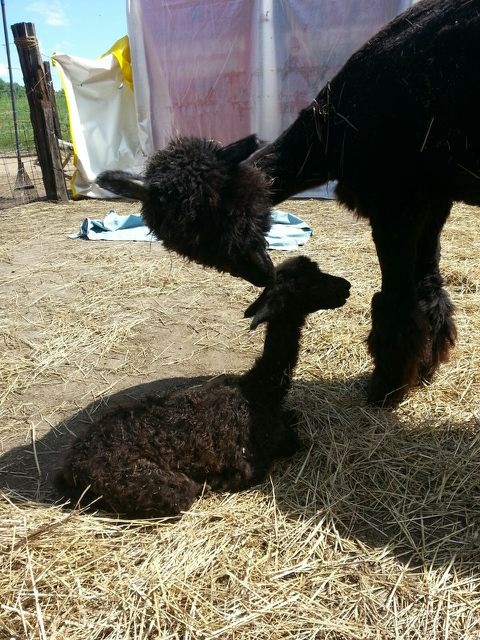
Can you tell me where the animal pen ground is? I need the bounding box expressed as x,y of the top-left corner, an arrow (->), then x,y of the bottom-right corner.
0,196 -> 479,638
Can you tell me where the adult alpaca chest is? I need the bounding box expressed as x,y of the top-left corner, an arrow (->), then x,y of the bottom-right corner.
248,0 -> 480,406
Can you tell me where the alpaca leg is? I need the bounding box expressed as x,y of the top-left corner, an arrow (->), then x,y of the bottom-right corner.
276,408 -> 300,457
108,458 -> 203,517
414,202 -> 456,381
59,453 -> 202,518
367,292 -> 430,406
367,210 -> 429,407
417,276 -> 456,381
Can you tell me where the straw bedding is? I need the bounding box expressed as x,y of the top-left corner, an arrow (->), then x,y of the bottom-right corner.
0,197 -> 479,639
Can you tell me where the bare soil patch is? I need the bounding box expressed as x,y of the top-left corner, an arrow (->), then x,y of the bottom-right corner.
0,197 -> 479,639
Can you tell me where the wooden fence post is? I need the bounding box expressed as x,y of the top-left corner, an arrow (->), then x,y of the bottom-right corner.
44,61 -> 63,142
12,21 -> 68,201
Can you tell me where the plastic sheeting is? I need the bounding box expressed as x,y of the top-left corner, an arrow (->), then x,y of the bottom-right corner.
54,1 -> 415,198
68,208 -> 313,249
53,37 -> 144,198
128,0 -> 414,153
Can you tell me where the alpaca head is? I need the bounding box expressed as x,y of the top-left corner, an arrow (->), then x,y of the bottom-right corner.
96,135 -> 263,201
244,256 -> 351,329
96,135 -> 275,287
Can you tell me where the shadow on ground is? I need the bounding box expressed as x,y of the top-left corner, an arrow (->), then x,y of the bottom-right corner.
0,375 -> 210,503
1,373 -> 479,569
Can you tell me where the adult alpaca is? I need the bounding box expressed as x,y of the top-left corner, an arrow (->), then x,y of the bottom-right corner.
55,257 -> 350,518
96,135 -> 274,287
246,0 -> 479,406
97,0 -> 478,407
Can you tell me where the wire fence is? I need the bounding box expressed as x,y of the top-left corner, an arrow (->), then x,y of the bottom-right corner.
0,153 -> 43,206
0,114 -> 35,152
0,84 -> 72,208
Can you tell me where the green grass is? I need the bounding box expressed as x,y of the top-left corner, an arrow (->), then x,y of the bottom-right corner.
0,79 -> 70,153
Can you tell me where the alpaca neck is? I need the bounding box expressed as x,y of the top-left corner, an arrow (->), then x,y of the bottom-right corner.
241,315 -> 305,404
251,103 -> 328,204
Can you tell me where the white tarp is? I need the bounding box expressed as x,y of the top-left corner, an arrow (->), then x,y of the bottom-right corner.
127,0 -> 413,153
53,38 -> 144,198
54,1 -> 414,198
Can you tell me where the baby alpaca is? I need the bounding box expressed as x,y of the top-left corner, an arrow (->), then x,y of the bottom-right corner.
55,257 -> 350,518
96,135 -> 274,287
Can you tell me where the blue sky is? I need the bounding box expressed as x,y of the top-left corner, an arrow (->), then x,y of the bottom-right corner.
2,0 -> 127,89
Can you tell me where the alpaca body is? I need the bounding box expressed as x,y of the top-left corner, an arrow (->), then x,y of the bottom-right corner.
97,0 -> 478,406
58,376 -> 295,517
255,0 -> 480,205
246,0 -> 479,406
56,257 -> 350,518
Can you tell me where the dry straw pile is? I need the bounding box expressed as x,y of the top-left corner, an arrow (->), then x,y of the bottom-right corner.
0,197 -> 479,639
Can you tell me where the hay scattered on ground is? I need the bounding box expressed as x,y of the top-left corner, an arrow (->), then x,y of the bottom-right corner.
0,197 -> 479,639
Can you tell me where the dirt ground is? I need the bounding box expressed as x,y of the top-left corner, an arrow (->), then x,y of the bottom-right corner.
0,197 -> 259,492
0,196 -> 478,498
0,196 -> 479,639
0,150 -> 75,208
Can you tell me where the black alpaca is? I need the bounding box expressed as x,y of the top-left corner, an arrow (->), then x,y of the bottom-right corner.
246,0 -> 479,406
97,0 -> 478,407
55,257 -> 350,518
96,135 -> 274,287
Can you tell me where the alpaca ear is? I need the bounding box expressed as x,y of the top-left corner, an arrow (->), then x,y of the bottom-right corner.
244,289 -> 267,319
236,250 -> 275,288
96,170 -> 149,201
244,289 -> 275,330
219,134 -> 263,165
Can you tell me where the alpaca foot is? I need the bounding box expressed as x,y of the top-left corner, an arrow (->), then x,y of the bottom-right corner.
366,291 -> 430,407
417,282 -> 457,381
418,328 -> 456,382
279,428 -> 301,457
366,370 -> 411,407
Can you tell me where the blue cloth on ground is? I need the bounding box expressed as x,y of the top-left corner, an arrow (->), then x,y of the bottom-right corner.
291,180 -> 337,200
69,208 -> 312,250
69,210 -> 156,242
266,209 -> 312,250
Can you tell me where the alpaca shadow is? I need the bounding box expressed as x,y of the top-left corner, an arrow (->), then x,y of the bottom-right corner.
2,372 -> 479,571
272,376 -> 480,570
0,375 -> 210,504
